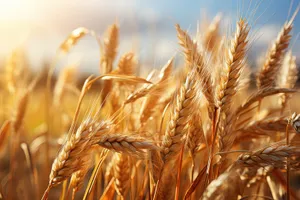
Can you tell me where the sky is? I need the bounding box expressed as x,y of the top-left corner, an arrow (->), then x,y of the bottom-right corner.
0,0 -> 299,73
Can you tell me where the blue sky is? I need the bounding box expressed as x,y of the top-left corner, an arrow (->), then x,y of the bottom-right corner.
138,0 -> 300,25
0,0 -> 299,73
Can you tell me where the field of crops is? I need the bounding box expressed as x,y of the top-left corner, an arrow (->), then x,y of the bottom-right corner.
1,2 -> 300,200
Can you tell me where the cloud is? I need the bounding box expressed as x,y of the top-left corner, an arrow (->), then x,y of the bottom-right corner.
254,24 -> 281,46
153,38 -> 177,61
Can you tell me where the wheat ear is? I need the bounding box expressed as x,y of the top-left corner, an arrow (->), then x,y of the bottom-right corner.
237,144 -> 300,169
100,23 -> 119,73
104,153 -> 117,185
277,51 -> 298,110
203,14 -> 221,53
176,24 -> 216,119
217,18 -> 249,115
162,72 -> 198,162
13,89 -> 29,133
113,52 -> 136,76
139,58 -> 173,124
216,19 -> 249,157
53,65 -> 77,106
237,116 -> 292,135
114,154 -> 131,198
186,113 -> 204,157
100,23 -> 119,104
49,119 -> 111,186
60,27 -> 89,53
203,144 -> 300,200
69,152 -> 92,192
96,133 -> 157,156
257,21 -> 293,89
235,87 -> 297,117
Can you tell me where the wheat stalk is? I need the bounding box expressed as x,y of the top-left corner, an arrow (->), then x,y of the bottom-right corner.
153,71 -> 199,200
216,19 -> 249,162
175,24 -> 201,66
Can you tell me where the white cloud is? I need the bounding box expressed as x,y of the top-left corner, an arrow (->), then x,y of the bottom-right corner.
254,24 -> 280,46
153,38 -> 177,61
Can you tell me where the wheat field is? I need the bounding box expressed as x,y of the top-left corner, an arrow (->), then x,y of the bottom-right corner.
1,3 -> 300,200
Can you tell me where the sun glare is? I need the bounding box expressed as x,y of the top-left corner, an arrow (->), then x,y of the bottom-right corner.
0,0 -> 31,20
0,0 -> 35,53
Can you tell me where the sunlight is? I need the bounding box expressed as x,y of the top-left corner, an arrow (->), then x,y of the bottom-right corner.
0,0 -> 32,20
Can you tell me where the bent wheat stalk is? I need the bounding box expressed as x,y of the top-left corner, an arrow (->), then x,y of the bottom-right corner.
154,71 -> 198,199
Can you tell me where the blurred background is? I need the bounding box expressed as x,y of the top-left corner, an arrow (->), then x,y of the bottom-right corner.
0,0 -> 300,74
